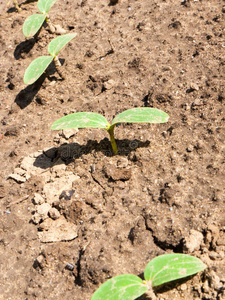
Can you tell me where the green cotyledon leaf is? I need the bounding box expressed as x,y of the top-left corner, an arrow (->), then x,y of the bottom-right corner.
51,112 -> 109,130
144,254 -> 207,287
23,13 -> 46,37
48,33 -> 77,57
24,56 -> 53,85
91,274 -> 148,300
111,107 -> 169,126
38,0 -> 58,13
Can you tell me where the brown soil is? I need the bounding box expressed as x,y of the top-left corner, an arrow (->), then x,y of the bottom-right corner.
0,0 -> 225,299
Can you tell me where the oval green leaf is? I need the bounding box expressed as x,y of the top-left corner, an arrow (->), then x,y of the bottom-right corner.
24,56 -> 53,85
111,108 -> 169,126
51,112 -> 109,130
144,254 -> 207,287
48,33 -> 77,57
23,14 -> 46,37
91,274 -> 148,300
38,0 -> 58,13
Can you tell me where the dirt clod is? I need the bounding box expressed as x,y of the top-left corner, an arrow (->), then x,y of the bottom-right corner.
183,229 -> 204,253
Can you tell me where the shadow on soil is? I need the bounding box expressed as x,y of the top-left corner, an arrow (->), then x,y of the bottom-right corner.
33,139 -> 150,169
14,59 -> 65,109
137,275 -> 196,299
14,38 -> 37,60
7,0 -> 38,13
14,75 -> 46,109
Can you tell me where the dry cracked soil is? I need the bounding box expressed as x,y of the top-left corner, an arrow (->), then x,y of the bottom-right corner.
0,0 -> 225,299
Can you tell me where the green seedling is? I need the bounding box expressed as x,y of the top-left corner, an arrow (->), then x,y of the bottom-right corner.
10,0 -> 21,12
91,254 -> 206,300
23,0 -> 58,37
51,107 -> 169,155
7,0 -> 25,12
8,0 -> 38,13
24,33 -> 76,85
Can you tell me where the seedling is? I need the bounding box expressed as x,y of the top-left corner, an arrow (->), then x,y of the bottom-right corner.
23,0 -> 58,37
8,0 -> 38,13
51,107 -> 169,155
24,33 -> 77,85
9,0 -> 21,12
91,254 -> 206,300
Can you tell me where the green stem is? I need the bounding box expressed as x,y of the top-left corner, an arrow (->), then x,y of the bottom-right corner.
107,125 -> 118,155
53,56 -> 65,80
13,0 -> 21,12
46,14 -> 55,33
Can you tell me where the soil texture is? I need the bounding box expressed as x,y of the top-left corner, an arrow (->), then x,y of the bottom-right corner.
0,0 -> 225,299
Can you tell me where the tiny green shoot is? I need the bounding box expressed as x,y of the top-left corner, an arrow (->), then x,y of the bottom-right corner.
91,254 -> 206,300
7,0 -> 24,12
12,0 -> 21,12
24,33 -> 77,85
23,0 -> 58,37
51,107 -> 169,155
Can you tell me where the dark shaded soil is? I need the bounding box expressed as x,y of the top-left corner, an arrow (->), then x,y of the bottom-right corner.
0,0 -> 225,299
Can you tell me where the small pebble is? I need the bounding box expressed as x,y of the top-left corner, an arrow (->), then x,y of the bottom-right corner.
48,207 -> 61,220
193,98 -> 202,106
186,145 -> 194,152
208,270 -> 223,291
65,263 -> 74,271
183,229 -> 204,253
117,157 -> 129,168
202,280 -> 210,293
33,193 -> 45,205
62,129 -> 78,140
180,283 -> 187,291
54,24 -> 67,35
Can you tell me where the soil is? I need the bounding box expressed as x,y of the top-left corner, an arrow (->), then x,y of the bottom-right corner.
0,0 -> 225,299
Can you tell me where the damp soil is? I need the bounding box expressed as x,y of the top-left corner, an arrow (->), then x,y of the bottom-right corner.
0,0 -> 225,299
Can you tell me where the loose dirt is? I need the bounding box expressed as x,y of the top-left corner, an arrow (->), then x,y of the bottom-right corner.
0,0 -> 225,299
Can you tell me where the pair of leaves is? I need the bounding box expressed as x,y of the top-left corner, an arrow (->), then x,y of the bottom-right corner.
91,254 -> 206,300
24,33 -> 76,85
50,108 -> 169,131
23,0 -> 58,37
51,108 -> 169,155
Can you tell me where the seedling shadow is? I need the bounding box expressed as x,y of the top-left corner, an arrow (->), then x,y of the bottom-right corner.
14,38 -> 37,60
154,274 -> 196,293
136,274 -> 196,299
14,16 -> 56,60
14,23 -> 44,59
7,6 -> 18,13
14,75 -> 45,109
33,138 -> 150,170
15,57 -> 65,109
108,1 -> 118,6
7,0 -> 38,13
